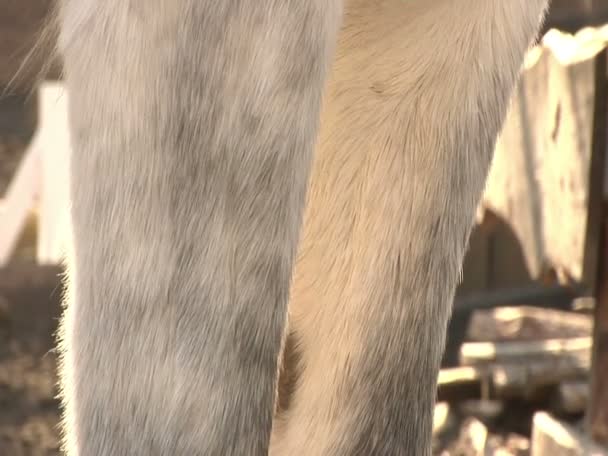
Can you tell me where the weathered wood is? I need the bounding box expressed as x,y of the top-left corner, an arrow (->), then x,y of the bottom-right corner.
437,366 -> 487,402
491,358 -> 590,399
437,358 -> 590,402
466,306 -> 593,343
482,27 -> 608,290
35,82 -> 72,265
532,412 -> 608,456
460,337 -> 592,366
432,402 -> 454,436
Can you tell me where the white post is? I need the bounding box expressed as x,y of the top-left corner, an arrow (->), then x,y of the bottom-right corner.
0,82 -> 72,266
36,82 -> 72,265
0,145 -> 42,265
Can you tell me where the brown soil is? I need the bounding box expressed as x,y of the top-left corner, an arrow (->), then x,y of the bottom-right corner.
0,264 -> 62,456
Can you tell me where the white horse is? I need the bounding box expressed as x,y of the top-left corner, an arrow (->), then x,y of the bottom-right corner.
55,0 -> 549,454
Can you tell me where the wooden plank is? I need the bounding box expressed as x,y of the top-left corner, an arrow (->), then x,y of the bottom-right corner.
491,358 -> 590,398
437,360 -> 591,403
466,306 -> 593,342
35,82 -> 72,265
481,27 -> 608,290
436,366 -> 486,402
460,337 -> 592,366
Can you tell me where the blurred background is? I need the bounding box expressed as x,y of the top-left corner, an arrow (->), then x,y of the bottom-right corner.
2,1 -> 608,455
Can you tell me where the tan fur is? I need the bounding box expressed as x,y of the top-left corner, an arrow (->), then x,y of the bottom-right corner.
52,0 -> 549,454
272,1 -> 550,454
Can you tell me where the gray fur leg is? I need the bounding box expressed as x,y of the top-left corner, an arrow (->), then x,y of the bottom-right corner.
57,1 -> 342,454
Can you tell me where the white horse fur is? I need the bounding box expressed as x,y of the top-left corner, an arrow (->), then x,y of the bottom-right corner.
53,0 -> 549,454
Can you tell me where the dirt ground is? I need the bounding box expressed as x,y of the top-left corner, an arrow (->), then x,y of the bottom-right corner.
0,98 -> 62,455
0,265 -> 62,456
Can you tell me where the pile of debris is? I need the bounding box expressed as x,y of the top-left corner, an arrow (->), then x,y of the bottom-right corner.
433,305 -> 601,455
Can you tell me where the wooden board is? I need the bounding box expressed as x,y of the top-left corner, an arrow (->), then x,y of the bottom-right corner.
481,26 -> 608,290
467,306 -> 593,342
